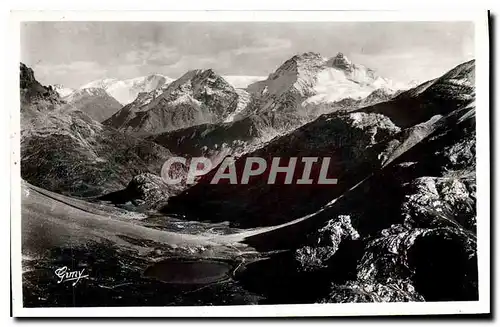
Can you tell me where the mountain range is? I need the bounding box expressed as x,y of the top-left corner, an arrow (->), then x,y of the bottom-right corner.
20,50 -> 477,306
54,74 -> 266,106
165,59 -> 475,227
147,52 -> 408,165
80,74 -> 173,105
52,53 -> 407,140
163,58 -> 477,302
103,68 -> 242,135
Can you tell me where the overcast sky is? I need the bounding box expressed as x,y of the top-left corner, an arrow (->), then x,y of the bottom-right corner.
21,21 -> 474,89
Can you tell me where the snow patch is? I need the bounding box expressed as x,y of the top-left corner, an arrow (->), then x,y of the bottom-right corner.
53,85 -> 75,97
80,74 -> 174,105
223,89 -> 251,123
170,94 -> 202,107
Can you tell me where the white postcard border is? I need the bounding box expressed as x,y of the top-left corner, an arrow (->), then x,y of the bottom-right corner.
9,9 -> 490,317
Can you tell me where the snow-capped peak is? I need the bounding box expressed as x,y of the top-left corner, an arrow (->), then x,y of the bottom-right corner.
271,52 -> 326,77
246,51 -> 409,111
131,83 -> 171,108
52,84 -> 75,98
79,74 -> 174,105
81,78 -> 119,90
165,69 -> 235,98
246,52 -> 327,102
104,68 -> 242,133
63,87 -> 108,101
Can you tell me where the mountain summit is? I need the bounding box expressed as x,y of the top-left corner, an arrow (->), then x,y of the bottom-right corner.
104,69 -> 241,135
240,51 -> 404,121
329,52 -> 353,71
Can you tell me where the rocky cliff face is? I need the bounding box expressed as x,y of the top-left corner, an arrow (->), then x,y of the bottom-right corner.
360,60 -> 475,128
20,63 -> 62,115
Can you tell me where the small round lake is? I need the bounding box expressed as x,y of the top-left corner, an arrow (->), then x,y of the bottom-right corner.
143,258 -> 232,284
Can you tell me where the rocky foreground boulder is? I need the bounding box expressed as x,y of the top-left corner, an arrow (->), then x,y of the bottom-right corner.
99,173 -> 178,210
295,215 -> 360,272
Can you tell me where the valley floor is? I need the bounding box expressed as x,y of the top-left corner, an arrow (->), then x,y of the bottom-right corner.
20,182 -> 306,307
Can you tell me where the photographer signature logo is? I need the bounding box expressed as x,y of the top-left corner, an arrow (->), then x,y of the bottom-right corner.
54,266 -> 89,286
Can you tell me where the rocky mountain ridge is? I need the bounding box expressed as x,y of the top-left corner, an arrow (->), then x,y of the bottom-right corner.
20,63 -> 180,198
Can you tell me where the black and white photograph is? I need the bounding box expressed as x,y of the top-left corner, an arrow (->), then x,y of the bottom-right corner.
10,10 -> 490,317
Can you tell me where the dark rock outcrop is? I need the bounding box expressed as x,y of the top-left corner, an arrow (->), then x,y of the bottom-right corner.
20,62 -> 61,115
99,173 -> 174,210
295,215 -> 360,272
164,110 -> 402,228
